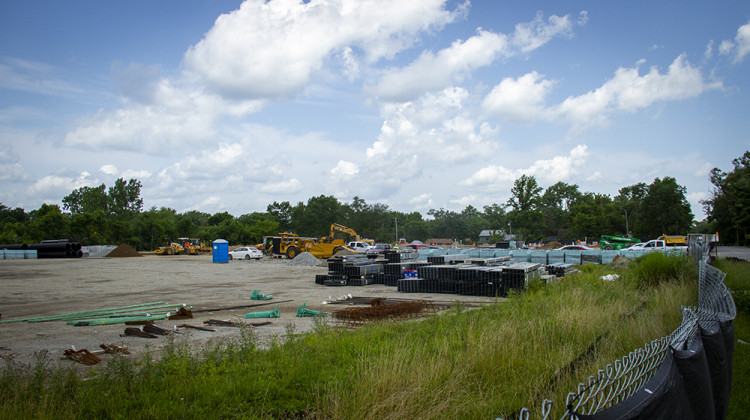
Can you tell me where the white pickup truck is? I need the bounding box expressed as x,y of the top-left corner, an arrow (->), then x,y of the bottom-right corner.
347,241 -> 373,253
630,239 -> 687,253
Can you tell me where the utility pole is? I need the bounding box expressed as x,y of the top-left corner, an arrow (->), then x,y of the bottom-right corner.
394,218 -> 398,244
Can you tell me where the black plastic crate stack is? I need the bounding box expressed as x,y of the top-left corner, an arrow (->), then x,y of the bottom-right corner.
426,254 -> 469,265
384,261 -> 430,286
383,250 -> 418,263
503,263 -> 541,293
545,262 -> 574,277
467,256 -> 511,266
455,266 -> 505,297
345,263 -> 383,286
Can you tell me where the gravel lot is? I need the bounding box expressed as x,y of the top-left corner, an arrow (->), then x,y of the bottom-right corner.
0,254 -> 496,368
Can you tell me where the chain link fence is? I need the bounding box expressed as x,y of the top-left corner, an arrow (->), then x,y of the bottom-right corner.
508,241 -> 736,419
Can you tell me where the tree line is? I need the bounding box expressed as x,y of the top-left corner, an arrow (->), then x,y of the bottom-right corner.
1,151 -> 747,249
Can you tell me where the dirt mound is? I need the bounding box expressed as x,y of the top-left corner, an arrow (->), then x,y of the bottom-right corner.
541,241 -> 562,250
609,255 -> 630,268
105,244 -> 142,258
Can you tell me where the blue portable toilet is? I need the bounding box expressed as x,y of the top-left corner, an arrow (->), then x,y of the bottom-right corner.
212,239 -> 229,263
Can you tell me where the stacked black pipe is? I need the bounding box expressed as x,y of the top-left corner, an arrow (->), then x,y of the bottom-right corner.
0,240 -> 83,259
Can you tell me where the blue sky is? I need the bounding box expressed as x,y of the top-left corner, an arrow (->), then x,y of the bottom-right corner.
1,1 -> 749,220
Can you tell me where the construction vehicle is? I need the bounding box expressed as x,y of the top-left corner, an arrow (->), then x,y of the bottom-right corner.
263,232 -> 318,259
599,235 -> 640,250
154,239 -> 186,255
177,238 -> 212,255
657,234 -> 687,246
307,223 -> 368,259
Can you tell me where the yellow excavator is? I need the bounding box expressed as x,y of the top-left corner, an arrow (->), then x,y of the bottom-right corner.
307,223 -> 367,259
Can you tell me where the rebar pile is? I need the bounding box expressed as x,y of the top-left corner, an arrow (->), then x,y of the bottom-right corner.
332,300 -> 435,327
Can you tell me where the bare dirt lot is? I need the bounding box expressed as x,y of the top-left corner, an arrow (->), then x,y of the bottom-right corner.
0,254 -> 496,368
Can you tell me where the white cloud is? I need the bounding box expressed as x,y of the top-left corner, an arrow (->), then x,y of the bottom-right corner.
375,11 -> 583,101
100,164 -> 118,176
26,172 -> 96,200
373,29 -> 508,101
482,71 -> 554,122
510,11 -> 578,53
460,144 -> 589,189
183,0 -> 463,99
409,193 -> 434,209
259,178 -> 304,194
555,55 -> 721,130
450,194 -> 477,208
331,160 -> 359,178
735,20 -> 750,62
719,39 -> 734,56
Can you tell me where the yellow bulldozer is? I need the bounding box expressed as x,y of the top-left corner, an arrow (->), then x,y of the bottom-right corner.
177,238 -> 212,255
307,223 -> 366,259
154,239 -> 186,255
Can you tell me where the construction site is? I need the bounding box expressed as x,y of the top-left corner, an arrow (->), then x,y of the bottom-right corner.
0,249 -> 507,367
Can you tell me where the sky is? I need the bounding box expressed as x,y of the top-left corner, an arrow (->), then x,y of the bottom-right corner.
1,1 -> 749,221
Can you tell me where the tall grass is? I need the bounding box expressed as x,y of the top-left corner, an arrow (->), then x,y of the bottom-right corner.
713,258 -> 750,418
0,258 -> 699,419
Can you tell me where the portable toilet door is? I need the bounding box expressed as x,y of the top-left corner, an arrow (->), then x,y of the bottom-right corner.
212,239 -> 229,263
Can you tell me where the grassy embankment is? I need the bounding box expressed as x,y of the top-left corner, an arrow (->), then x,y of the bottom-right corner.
3,253 -> 737,419
713,258 -> 750,419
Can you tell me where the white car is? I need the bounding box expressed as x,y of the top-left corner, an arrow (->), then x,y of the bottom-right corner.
228,246 -> 263,260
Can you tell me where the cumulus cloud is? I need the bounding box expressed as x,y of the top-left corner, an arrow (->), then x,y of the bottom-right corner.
460,144 -> 589,189
331,160 -> 359,178
374,11 -> 583,101
410,193 -> 434,209
735,20 -> 750,62
183,0 -> 463,99
482,71 -> 554,122
26,172 -> 96,200
555,55 -> 721,130
100,164 -> 118,176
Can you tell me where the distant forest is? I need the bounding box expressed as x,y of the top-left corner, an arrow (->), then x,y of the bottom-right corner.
1,151 -> 748,249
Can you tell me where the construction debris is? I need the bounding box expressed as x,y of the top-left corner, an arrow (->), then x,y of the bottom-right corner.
62,344 -> 130,365
122,327 -> 158,339
63,348 -> 101,365
296,302 -> 326,317
204,319 -> 241,327
167,307 -> 193,320
244,305 -> 280,319
251,289 -> 273,301
332,300 -> 435,327
178,324 -> 216,332
142,323 -> 173,336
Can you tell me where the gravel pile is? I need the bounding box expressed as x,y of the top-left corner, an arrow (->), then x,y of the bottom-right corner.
286,251 -> 322,266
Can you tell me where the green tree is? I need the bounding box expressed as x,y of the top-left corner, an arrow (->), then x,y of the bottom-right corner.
570,193 -> 620,239
290,195 -> 344,237
108,178 -> 143,217
539,182 -> 582,238
506,175 -> 544,241
62,184 -> 108,214
267,201 -> 293,231
614,182 -> 648,238
640,177 -> 693,238
703,150 -> 750,245
28,204 -> 70,241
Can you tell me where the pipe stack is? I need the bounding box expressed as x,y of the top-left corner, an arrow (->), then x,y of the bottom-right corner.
1,240 -> 83,258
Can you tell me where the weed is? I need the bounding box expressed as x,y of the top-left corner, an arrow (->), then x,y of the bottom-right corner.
630,252 -> 696,287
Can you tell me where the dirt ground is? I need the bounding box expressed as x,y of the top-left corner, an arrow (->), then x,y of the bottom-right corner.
0,254 -> 497,369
